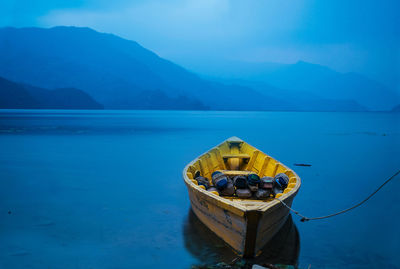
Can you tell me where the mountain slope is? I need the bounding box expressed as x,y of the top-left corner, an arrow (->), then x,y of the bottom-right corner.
0,26 -> 288,111
0,76 -> 103,109
210,79 -> 367,112
0,26 -> 374,111
0,76 -> 39,108
190,60 -> 399,111
265,61 -> 399,111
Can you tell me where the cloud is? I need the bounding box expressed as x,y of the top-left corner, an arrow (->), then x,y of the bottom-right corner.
39,0 -> 232,41
38,0 -> 308,49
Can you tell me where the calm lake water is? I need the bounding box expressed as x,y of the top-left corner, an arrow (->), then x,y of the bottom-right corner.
0,110 -> 399,269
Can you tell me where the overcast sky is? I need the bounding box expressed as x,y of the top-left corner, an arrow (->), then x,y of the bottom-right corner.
1,0 -> 399,89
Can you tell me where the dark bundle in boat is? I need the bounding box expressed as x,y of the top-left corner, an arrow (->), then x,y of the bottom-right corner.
256,177 -> 274,199
212,171 -> 235,196
194,170 -> 289,200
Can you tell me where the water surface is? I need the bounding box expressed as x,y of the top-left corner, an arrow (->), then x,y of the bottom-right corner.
0,110 -> 399,268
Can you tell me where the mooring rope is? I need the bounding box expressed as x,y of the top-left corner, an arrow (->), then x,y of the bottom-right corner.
275,169 -> 400,222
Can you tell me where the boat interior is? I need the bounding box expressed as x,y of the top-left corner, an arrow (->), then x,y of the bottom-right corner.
185,137 -> 299,206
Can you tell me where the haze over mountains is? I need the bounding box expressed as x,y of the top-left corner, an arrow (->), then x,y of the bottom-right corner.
0,26 -> 397,111
189,60 -> 399,111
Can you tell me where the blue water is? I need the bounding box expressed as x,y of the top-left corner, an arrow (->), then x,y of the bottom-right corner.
0,110 -> 399,269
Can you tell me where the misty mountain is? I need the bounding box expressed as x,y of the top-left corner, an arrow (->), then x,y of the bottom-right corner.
0,76 -> 103,109
189,60 -> 398,111
264,61 -> 398,111
0,26 -> 275,111
0,26 -> 368,111
205,78 -> 367,112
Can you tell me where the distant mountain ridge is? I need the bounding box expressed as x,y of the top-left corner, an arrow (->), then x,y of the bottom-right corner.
0,76 -> 103,109
190,60 -> 399,111
0,26 -> 377,111
0,26 -> 273,111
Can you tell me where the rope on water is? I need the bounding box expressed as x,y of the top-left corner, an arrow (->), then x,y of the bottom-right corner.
275,169 -> 400,222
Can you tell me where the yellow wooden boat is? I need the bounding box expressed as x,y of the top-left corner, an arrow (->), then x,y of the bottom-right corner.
183,137 -> 301,257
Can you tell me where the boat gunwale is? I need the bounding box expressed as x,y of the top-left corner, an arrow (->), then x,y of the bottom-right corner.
182,138 -> 301,215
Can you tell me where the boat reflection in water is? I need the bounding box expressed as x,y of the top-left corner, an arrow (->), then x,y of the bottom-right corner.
183,209 -> 300,267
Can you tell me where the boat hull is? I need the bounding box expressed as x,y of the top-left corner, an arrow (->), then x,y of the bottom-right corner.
183,137 -> 301,257
186,181 -> 247,255
185,180 -> 298,257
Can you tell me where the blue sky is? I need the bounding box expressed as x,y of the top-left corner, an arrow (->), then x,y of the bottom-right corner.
1,0 -> 399,89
